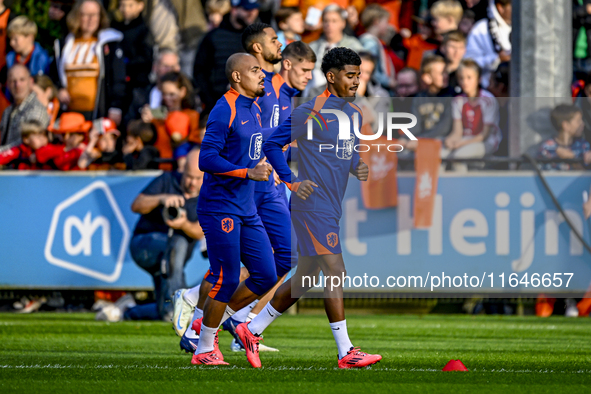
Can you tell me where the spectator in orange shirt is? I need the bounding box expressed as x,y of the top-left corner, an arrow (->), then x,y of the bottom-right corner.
50,0 -> 126,123
402,16 -> 440,70
141,72 -> 200,170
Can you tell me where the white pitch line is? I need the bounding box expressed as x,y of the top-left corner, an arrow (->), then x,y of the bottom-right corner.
1,364 -> 591,374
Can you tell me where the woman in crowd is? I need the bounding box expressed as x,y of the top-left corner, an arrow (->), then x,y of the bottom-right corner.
50,0 -> 126,124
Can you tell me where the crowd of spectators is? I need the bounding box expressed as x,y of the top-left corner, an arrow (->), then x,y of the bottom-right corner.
0,0 -> 588,172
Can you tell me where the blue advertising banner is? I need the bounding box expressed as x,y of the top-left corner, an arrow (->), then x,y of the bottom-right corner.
0,172 -> 209,289
1,172 -> 590,293
340,173 -> 591,294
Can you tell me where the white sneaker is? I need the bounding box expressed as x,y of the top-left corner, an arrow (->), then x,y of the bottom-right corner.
95,304 -> 123,322
259,343 -> 279,352
172,289 -> 194,336
565,299 -> 579,317
17,297 -> 46,314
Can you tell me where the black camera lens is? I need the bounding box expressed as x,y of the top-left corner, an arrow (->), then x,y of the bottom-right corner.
167,207 -> 179,219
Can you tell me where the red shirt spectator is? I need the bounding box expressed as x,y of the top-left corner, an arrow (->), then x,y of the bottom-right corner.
49,112 -> 92,171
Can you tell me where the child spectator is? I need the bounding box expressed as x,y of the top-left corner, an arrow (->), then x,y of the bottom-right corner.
402,16 -> 440,70
141,72 -> 200,170
112,0 -> 154,94
205,0 -> 231,30
539,104 -> 591,170
440,30 -> 467,95
359,4 -> 402,92
0,120 -> 63,169
123,120 -> 160,170
275,7 -> 304,50
442,59 -> 501,171
79,118 -> 125,170
394,67 -> 420,114
33,75 -> 60,130
401,56 -> 453,152
430,0 -> 464,41
458,9 -> 476,35
50,112 -> 92,171
6,16 -> 51,77
0,120 -> 43,169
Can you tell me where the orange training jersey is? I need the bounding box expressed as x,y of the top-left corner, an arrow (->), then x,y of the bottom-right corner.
65,38 -> 100,112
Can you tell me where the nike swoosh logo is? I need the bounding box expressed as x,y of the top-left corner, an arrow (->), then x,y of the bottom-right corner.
242,120 -> 249,125
176,310 -> 184,330
282,106 -> 289,110
267,310 -> 274,317
327,119 -> 337,123
332,327 -> 340,330
175,292 -> 184,330
267,92 -> 272,96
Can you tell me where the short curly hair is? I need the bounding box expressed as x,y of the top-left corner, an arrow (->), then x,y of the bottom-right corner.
321,47 -> 361,76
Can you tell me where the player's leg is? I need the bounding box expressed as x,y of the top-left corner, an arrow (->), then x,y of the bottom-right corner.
180,267 -> 249,353
315,252 -> 382,368
234,191 -> 292,323
316,253 -> 346,322
192,214 -> 243,365
236,255 -> 320,367
233,214 -> 278,313
177,273 -> 210,353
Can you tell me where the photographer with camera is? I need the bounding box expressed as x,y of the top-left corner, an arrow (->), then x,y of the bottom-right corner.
125,148 -> 204,321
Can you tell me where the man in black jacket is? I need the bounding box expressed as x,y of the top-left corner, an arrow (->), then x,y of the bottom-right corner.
112,0 -> 154,96
193,0 -> 259,114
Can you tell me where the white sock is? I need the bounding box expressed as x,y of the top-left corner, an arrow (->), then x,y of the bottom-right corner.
193,308 -> 203,321
195,324 -> 217,355
219,306 -> 236,325
232,300 -> 259,323
183,285 -> 200,307
246,312 -> 257,322
185,308 -> 203,339
185,309 -> 202,339
330,320 -> 353,359
247,303 -> 281,336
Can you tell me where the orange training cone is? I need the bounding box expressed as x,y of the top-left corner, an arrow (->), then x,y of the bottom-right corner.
442,360 -> 469,371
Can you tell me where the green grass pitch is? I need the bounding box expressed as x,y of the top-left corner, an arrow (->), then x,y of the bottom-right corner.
1,313 -> 590,393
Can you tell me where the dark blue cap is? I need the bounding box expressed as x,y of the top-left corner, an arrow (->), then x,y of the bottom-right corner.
231,0 -> 260,10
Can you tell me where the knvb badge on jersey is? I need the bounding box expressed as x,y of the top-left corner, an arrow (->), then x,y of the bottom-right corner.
305,110 -> 418,158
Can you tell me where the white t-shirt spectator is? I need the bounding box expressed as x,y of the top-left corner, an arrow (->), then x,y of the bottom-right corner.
452,89 -> 502,152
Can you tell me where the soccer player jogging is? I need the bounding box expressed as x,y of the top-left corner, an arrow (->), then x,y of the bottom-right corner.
174,40 -> 318,354
191,53 -> 278,366
235,47 -> 382,369
217,25 -> 314,346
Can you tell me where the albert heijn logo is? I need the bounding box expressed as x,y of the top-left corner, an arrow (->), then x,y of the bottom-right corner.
44,181 -> 130,282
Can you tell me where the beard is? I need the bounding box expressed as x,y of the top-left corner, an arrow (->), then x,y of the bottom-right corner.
264,52 -> 282,65
255,87 -> 265,97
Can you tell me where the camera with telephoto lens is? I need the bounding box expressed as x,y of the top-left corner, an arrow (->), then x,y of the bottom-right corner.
162,206 -> 186,222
